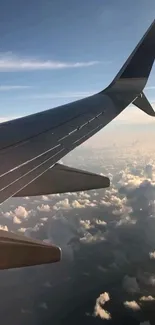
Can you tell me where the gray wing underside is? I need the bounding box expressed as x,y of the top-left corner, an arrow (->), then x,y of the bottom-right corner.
14,163 -> 110,197
0,93 -> 111,204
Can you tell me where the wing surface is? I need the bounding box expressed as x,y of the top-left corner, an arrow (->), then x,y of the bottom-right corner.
0,94 -> 111,203
0,230 -> 61,269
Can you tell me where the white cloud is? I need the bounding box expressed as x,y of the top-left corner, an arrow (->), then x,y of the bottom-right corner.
37,204 -> 51,212
0,225 -> 8,231
27,91 -> 95,100
3,205 -> 31,221
53,198 -> 71,210
72,200 -> 85,209
24,223 -> 44,237
14,206 -> 30,218
117,170 -> 145,189
80,231 -> 105,244
93,292 -> 111,320
100,200 -> 111,208
41,217 -> 48,222
116,216 -> 136,227
0,116 -> 19,123
41,195 -> 49,201
140,296 -> 155,302
18,228 -> 27,233
100,188 -> 132,217
0,85 -> 30,91
0,53 -> 100,71
80,219 -> 92,230
13,216 -> 22,224
146,85 -> 155,90
95,219 -> 107,226
79,192 -> 91,199
124,300 -> 141,311
149,251 -> 155,259
116,105 -> 155,124
79,219 -> 106,234
48,193 -> 60,198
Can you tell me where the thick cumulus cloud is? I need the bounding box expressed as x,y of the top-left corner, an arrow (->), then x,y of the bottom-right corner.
1,147 -> 155,324
37,204 -> 51,212
149,251 -> 155,259
3,205 -> 32,221
140,296 -> 155,302
0,225 -> 8,231
124,300 -> 141,311
53,198 -> 71,210
93,292 -> 111,320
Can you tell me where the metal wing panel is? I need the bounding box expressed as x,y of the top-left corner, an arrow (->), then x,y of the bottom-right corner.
0,94 -> 111,179
0,93 -> 117,203
0,110 -> 97,177
0,94 -> 105,151
0,147 -> 65,203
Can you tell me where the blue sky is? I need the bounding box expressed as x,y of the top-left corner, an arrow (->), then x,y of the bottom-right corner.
0,0 -> 155,120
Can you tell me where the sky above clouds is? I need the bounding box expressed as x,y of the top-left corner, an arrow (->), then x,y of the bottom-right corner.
0,0 -> 155,124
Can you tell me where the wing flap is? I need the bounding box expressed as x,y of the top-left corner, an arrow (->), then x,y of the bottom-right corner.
14,163 -> 110,197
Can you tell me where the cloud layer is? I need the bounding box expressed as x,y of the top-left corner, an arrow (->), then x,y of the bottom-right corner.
0,145 -> 155,324
0,85 -> 30,91
0,53 -> 100,71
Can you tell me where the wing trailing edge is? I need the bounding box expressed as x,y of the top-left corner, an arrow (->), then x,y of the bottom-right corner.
14,163 -> 110,197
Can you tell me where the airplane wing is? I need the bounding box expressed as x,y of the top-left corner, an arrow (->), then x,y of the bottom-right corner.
0,20 -> 154,270
0,230 -> 61,269
14,163 -> 110,197
0,20 -> 154,205
0,104 -> 110,204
